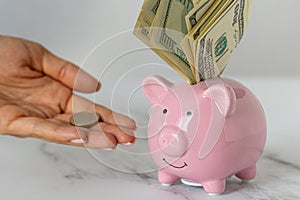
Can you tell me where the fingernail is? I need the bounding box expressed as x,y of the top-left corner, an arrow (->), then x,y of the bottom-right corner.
121,142 -> 133,146
71,139 -> 87,144
96,82 -> 101,91
130,120 -> 137,130
101,148 -> 115,151
121,138 -> 136,146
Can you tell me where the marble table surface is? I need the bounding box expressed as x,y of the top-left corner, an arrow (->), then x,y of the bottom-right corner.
1,77 -> 300,200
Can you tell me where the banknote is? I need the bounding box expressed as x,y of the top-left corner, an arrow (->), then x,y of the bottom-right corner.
150,0 -> 196,84
134,0 -> 196,84
185,0 -> 215,31
141,0 -> 161,20
181,0 -> 216,68
195,0 -> 251,80
189,0 -> 234,67
134,0 -> 252,84
133,0 -> 160,44
193,0 -> 202,5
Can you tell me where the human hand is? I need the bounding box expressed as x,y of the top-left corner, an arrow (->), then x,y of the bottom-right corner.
0,36 -> 136,149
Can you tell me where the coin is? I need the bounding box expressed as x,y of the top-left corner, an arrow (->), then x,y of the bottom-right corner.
70,111 -> 100,128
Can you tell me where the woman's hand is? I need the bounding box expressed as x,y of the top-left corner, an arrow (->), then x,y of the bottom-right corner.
0,36 -> 136,149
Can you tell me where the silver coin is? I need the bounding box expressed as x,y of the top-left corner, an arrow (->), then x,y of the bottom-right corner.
70,111 -> 100,128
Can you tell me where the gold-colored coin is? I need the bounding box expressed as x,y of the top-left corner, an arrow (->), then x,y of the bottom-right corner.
70,111 -> 100,128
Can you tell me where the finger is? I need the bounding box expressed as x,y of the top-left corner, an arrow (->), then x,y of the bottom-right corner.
55,131 -> 117,149
54,114 -> 120,148
9,117 -> 88,144
102,111 -> 137,131
54,112 -> 134,146
93,122 -> 136,145
41,48 -> 101,93
67,95 -> 136,130
85,131 -> 117,149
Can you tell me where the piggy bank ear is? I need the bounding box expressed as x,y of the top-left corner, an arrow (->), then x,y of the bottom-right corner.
199,78 -> 237,159
203,79 -> 237,117
142,75 -> 172,104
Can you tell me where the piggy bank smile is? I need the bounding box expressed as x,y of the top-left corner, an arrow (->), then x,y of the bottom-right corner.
163,158 -> 188,169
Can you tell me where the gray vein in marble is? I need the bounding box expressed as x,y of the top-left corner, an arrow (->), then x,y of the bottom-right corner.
63,169 -> 85,184
121,164 -> 157,184
37,142 -> 300,199
40,143 -> 59,162
134,172 -> 156,183
39,142 -> 158,186
154,184 -> 197,200
39,143 -> 113,182
239,183 -> 299,200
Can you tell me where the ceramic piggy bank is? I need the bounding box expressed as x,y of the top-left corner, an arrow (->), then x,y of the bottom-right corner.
142,75 -> 267,195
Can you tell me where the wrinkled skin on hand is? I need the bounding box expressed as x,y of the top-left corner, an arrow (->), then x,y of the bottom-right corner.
0,36 -> 136,148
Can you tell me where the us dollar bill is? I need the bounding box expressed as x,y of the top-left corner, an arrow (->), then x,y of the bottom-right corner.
185,0 -> 215,31
133,0 -> 160,44
195,0 -> 251,80
193,0 -> 202,5
134,0 -> 252,84
181,0 -> 216,68
149,0 -> 197,84
133,0 -> 196,84
188,0 -> 234,68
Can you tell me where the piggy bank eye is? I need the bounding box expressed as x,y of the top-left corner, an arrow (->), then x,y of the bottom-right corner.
162,108 -> 168,115
186,111 -> 193,117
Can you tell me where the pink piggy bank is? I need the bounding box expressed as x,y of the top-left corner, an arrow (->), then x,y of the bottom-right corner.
142,75 -> 267,195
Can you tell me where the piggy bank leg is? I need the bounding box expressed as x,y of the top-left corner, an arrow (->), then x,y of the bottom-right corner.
236,165 -> 256,181
202,179 -> 226,195
158,170 -> 179,186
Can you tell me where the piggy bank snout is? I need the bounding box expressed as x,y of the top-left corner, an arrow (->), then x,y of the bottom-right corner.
158,127 -> 188,157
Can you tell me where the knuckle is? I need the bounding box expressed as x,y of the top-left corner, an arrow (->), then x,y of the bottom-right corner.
100,123 -> 128,142
101,125 -> 113,135
31,118 -> 43,132
57,61 -> 70,80
106,110 -> 116,122
31,119 -> 67,142
103,134 -> 117,148
51,126 -> 72,142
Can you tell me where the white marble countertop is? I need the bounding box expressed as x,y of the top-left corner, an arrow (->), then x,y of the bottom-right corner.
1,77 -> 300,200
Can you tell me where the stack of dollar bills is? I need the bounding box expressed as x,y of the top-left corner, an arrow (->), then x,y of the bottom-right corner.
133,0 -> 252,84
